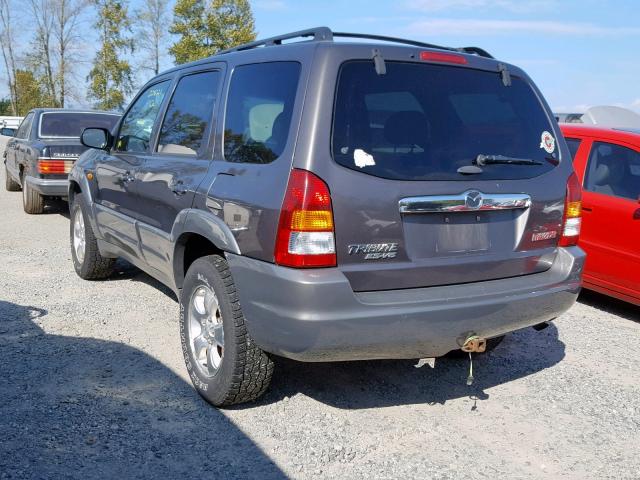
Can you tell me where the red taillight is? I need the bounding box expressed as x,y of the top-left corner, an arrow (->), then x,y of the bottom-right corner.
275,169 -> 336,268
420,51 -> 468,64
558,172 -> 582,247
38,159 -> 72,174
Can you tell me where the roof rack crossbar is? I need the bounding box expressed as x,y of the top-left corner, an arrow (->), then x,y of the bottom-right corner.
216,27 -> 333,55
215,27 -> 494,60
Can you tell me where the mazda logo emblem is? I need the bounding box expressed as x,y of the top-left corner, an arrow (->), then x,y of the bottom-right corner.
465,191 -> 483,210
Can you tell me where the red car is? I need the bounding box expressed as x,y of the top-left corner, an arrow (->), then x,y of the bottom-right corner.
560,124 -> 640,305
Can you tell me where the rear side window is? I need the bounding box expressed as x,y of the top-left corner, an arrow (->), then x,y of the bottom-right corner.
16,113 -> 34,139
332,61 -> 557,181
584,141 -> 640,201
40,113 -> 120,138
224,62 -> 300,164
157,71 -> 220,156
565,137 -> 581,161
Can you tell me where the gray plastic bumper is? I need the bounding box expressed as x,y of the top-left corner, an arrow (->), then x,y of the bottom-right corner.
227,247 -> 585,361
25,176 -> 68,197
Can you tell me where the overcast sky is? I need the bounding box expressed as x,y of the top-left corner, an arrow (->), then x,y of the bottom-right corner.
6,0 -> 640,114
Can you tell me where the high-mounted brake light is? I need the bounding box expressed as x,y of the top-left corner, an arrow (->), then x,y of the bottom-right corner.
558,172 -> 582,247
420,51 -> 468,65
275,169 -> 336,268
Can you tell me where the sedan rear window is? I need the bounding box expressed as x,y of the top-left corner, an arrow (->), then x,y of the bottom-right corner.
40,112 -> 120,138
332,61 -> 558,181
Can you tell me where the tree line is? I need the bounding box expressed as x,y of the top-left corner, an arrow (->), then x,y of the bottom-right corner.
0,0 -> 256,115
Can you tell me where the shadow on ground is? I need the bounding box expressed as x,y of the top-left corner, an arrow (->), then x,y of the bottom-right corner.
252,323 -> 565,411
0,300 -> 285,479
578,289 -> 639,323
99,263 -> 567,412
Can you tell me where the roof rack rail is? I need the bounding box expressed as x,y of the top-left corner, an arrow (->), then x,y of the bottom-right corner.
215,26 -> 494,60
216,27 -> 333,55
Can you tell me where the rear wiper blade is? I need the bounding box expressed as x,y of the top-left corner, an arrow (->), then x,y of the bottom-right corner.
475,154 -> 543,166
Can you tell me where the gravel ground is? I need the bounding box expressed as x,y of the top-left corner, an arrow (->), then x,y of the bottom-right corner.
1,170 -> 639,480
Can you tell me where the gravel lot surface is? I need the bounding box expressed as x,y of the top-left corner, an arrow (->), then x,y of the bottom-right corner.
1,169 -> 639,480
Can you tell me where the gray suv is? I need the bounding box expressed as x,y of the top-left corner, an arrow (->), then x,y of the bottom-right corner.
70,28 -> 585,406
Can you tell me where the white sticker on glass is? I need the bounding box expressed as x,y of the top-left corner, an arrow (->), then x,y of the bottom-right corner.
354,148 -> 376,168
540,131 -> 555,154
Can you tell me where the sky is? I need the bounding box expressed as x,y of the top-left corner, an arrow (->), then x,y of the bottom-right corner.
7,0 -> 640,114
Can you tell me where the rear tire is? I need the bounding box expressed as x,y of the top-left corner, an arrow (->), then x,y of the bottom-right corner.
180,255 -> 274,407
4,165 -> 20,191
22,175 -> 45,214
70,195 -> 115,279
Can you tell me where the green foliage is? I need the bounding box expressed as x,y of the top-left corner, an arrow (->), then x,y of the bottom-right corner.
169,0 -> 256,64
14,70 -> 54,115
87,0 -> 134,111
0,98 -> 12,115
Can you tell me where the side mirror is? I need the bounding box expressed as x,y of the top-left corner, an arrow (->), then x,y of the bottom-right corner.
81,128 -> 112,151
1,128 -> 15,137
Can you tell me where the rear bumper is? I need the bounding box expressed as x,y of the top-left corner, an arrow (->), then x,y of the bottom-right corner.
227,247 -> 585,361
25,176 -> 68,197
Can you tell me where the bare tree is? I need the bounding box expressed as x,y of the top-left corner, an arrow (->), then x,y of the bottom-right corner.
136,0 -> 169,76
0,0 -> 19,114
52,0 -> 88,107
28,0 -> 57,105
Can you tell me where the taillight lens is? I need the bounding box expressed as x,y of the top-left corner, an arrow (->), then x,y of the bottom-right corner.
275,169 -> 336,268
558,172 -> 582,247
38,159 -> 72,174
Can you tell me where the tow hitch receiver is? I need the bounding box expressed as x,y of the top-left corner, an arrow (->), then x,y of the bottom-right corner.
461,335 -> 487,386
461,335 -> 486,353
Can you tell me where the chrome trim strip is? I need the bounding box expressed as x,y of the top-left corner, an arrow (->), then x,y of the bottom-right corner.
399,190 -> 531,214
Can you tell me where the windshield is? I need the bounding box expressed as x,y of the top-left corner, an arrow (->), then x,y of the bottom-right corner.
40,112 -> 120,138
332,61 -> 558,181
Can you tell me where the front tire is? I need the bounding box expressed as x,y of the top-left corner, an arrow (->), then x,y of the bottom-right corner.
22,175 -> 45,214
180,255 -> 274,407
70,195 -> 115,279
4,165 -> 20,191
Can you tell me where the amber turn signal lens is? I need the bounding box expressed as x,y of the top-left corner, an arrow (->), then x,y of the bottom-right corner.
565,201 -> 581,218
290,210 -> 333,231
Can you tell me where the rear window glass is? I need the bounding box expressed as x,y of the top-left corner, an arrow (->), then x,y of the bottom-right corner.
565,137 -> 581,161
40,112 -> 120,138
332,61 -> 558,181
224,62 -> 300,164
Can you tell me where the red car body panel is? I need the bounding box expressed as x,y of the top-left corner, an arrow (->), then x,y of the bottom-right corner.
560,124 -> 640,305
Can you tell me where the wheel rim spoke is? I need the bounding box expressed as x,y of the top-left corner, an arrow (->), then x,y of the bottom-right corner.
73,211 -> 85,263
187,283 -> 224,378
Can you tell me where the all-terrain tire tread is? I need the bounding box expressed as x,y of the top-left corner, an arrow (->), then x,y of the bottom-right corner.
208,254 -> 274,406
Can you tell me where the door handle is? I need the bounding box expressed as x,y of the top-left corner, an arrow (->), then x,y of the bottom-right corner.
634,208 -> 640,220
122,172 -> 135,183
171,180 -> 188,196
582,206 -> 593,212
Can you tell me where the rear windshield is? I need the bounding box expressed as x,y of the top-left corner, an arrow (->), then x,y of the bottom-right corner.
39,112 -> 120,138
332,61 -> 558,181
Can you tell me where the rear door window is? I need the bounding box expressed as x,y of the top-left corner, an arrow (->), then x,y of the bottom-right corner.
156,71 -> 220,157
223,62 -> 300,164
332,61 -> 558,181
564,138 -> 582,161
584,141 -> 640,201
39,112 -> 120,138
16,113 -> 34,139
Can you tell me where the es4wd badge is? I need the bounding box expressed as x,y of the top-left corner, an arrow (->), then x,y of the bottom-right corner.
348,243 -> 398,260
540,131 -> 556,154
